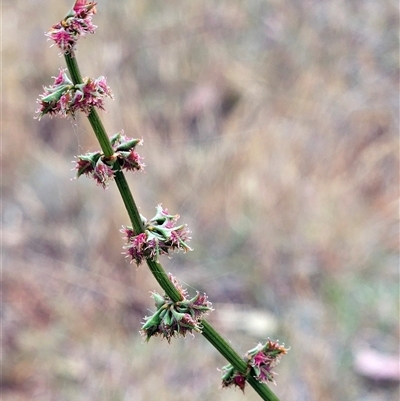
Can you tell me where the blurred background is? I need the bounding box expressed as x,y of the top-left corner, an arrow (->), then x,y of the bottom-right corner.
2,1 -> 399,400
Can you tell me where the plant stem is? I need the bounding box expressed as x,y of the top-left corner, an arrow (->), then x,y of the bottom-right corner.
113,170 -> 144,235
146,259 -> 182,302
64,53 -> 281,401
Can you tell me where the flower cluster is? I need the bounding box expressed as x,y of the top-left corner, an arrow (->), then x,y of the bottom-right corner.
74,132 -> 145,188
36,68 -> 113,120
121,205 -> 192,265
141,274 -> 213,343
221,340 -> 289,391
47,0 -> 97,55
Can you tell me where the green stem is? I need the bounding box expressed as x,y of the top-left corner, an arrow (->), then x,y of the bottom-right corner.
201,320 -> 247,371
247,376 -> 281,401
113,171 -> 144,234
87,109 -> 114,157
64,53 -> 280,401
64,53 -> 83,84
146,259 -> 182,302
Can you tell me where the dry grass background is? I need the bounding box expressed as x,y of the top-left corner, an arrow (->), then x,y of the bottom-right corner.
2,1 -> 399,400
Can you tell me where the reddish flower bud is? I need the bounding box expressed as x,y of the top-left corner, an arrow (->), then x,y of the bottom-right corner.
92,159 -> 115,189
220,364 -> 247,392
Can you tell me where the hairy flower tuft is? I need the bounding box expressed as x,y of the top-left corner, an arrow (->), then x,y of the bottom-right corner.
122,205 -> 192,265
36,69 -> 113,120
92,159 -> 115,188
141,275 -> 213,343
46,0 -> 97,55
73,132 -> 144,188
221,339 -> 289,391
245,340 -> 289,384
110,131 -> 145,172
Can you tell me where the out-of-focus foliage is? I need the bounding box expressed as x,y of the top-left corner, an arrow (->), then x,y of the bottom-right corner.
3,1 -> 398,400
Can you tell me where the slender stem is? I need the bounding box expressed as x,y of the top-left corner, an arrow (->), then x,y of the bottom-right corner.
64,53 -> 83,84
87,109 -> 114,157
64,53 -> 280,401
113,171 -> 144,234
201,320 -> 247,371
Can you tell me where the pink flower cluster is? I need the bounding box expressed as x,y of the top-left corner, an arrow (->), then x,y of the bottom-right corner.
246,340 -> 289,384
47,0 -> 97,55
36,69 -> 113,120
141,274 -> 213,343
221,340 -> 289,391
74,132 -> 145,188
121,205 -> 192,265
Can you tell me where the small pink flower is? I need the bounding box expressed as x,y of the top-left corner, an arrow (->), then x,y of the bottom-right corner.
220,364 -> 247,392
121,226 -> 135,241
53,68 -> 71,86
120,149 -> 145,172
168,273 -> 188,299
246,340 -> 289,385
189,292 -> 214,318
252,351 -> 269,367
233,374 -> 247,392
46,0 -> 97,55
92,160 -> 114,188
74,155 -> 95,176
220,339 -> 289,391
169,226 -> 192,251
123,232 -> 147,265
